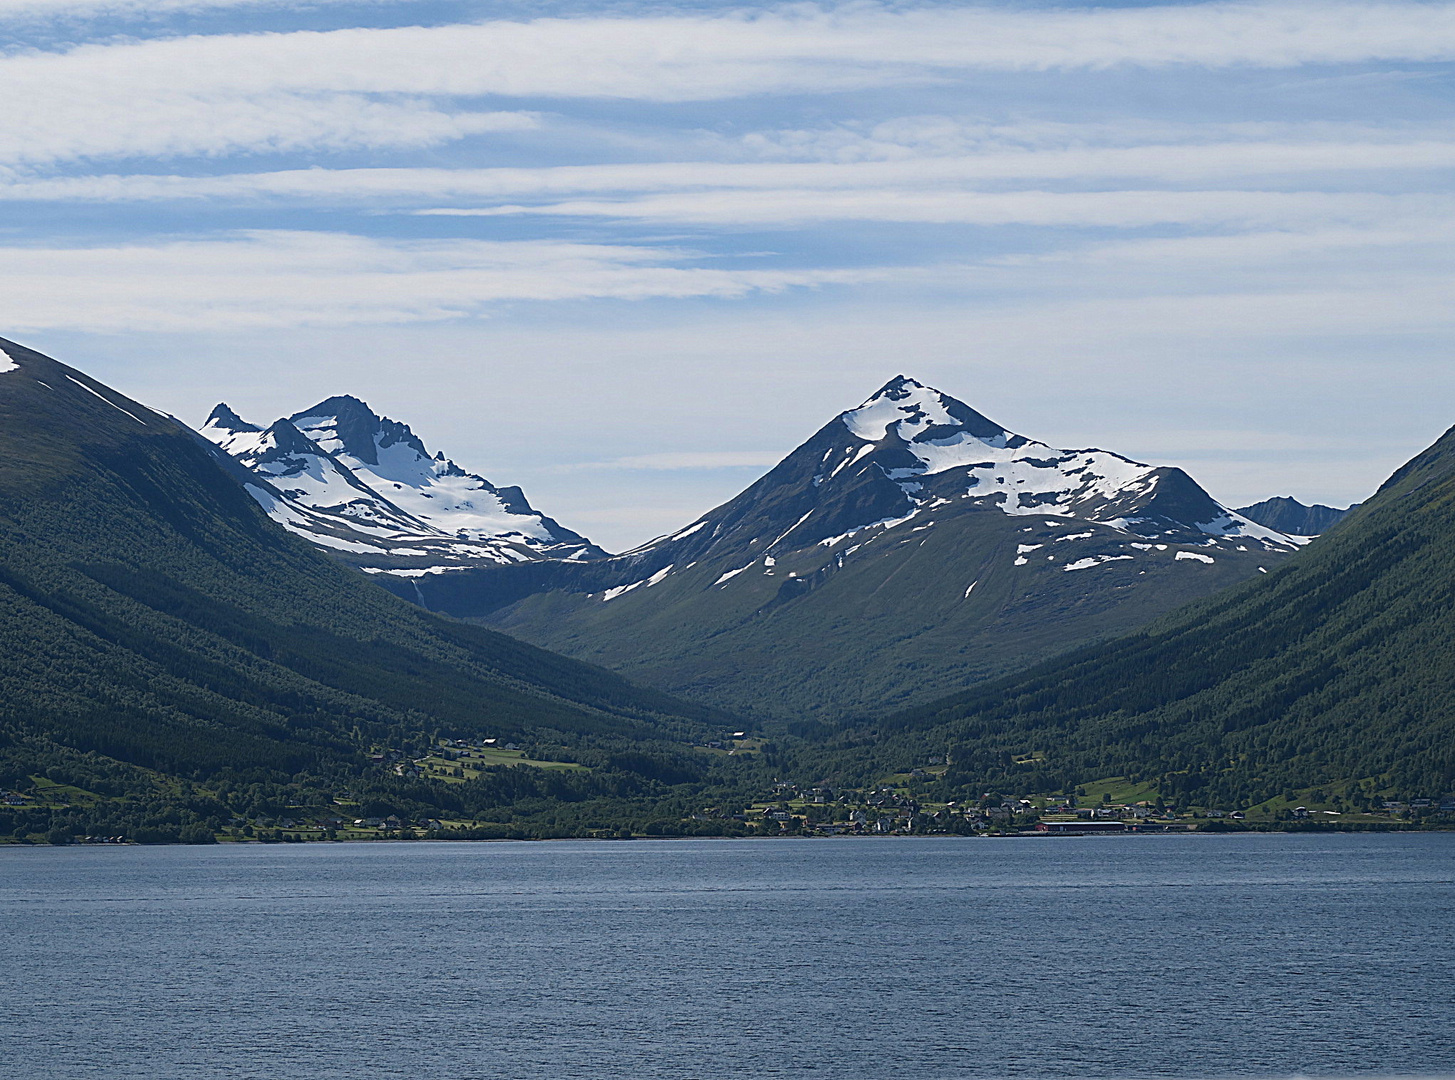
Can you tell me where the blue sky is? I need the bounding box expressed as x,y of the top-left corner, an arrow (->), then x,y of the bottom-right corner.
5,0 -> 1455,549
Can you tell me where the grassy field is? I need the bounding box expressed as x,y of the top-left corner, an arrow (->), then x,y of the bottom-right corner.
417,747 -> 590,782
1074,776 -> 1161,806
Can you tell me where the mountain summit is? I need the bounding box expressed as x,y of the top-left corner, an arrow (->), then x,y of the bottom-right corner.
659,374 -> 1295,555
202,397 -> 603,571
1235,496 -> 1354,537
391,376 -> 1303,720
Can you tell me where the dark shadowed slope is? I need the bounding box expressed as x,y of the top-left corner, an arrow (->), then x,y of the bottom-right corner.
875,422 -> 1455,804
0,338 -> 724,785
1236,496 -> 1354,536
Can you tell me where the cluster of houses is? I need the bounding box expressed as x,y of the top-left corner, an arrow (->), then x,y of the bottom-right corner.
692,732 -> 750,752
238,812 -> 440,834
717,781 -> 1221,836
1381,798 -> 1455,814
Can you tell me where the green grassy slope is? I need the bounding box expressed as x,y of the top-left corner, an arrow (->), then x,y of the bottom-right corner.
0,339 -> 726,789
866,424 -> 1455,803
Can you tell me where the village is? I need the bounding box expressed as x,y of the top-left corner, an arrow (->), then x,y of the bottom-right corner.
6,737 -> 1452,844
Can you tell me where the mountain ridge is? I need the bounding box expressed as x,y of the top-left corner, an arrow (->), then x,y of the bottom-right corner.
0,337 -> 728,793
400,376 -> 1305,720
1235,495 -> 1355,536
202,396 -> 604,571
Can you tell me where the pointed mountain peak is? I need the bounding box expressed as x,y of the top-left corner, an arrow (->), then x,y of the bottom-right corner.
842,374 -> 1010,445
263,417 -> 323,455
204,403 -> 260,433
288,395 -> 431,466
292,393 -> 375,426
1235,495 -> 1354,536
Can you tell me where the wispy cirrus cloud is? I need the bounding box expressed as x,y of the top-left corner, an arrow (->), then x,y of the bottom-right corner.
0,0 -> 343,15
7,129 -> 1455,202
0,230 -> 889,332
5,3 -> 1455,164
0,98 -> 537,167
424,189 -> 1445,229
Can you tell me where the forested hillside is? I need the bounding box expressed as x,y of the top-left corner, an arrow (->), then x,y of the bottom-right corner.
0,339 -> 735,841
855,422 -> 1455,806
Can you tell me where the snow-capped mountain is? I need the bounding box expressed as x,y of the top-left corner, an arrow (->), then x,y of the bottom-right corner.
619,375 -> 1300,565
383,375 -> 1306,721
201,396 -> 602,570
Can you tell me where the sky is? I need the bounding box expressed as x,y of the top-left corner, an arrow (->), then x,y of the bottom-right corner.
4,0 -> 1455,550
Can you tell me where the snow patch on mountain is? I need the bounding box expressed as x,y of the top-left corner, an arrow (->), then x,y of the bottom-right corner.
714,562 -> 755,586
840,377 -> 1298,550
0,346 -> 19,374
603,566 -> 674,602
289,402 -> 554,544
66,375 -> 147,425
204,397 -> 601,569
1064,554 -> 1135,572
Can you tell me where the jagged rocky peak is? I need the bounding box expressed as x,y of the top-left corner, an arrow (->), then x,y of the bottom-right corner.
204,402 -> 259,434
200,403 -> 289,461
289,395 -> 430,468
200,392 -> 604,565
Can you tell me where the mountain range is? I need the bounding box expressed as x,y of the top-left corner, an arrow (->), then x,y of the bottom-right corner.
8,334 -> 1438,846
201,396 -> 601,571
294,376 -> 1307,720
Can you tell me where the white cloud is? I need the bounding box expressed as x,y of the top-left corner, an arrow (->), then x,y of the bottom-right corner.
423,188 -> 1440,229
6,3 -> 1455,163
0,0 -> 340,15
0,230 -> 888,332
0,95 -> 536,166
9,129 -> 1455,201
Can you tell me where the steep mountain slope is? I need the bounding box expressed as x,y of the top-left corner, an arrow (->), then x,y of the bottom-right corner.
202,397 -> 602,572
1236,496 -> 1353,536
0,337 -> 724,792
876,422 -> 1455,803
397,377 -> 1302,721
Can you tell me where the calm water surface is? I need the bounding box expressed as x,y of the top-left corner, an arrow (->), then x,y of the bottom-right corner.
2,834 -> 1452,1079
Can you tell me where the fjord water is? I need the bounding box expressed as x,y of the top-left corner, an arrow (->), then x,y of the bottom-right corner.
3,835 -> 1452,1080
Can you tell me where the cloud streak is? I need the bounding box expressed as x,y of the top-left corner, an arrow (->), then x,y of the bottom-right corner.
0,0 -> 336,16
8,131 -> 1455,201
426,189 -> 1447,229
6,3 -> 1455,163
0,231 -> 887,332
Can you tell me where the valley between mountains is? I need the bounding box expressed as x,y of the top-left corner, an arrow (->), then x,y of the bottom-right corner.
206,376 -> 1324,720
0,336 -> 1446,846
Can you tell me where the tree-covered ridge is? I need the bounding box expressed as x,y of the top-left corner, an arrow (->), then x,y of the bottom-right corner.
863,422 -> 1455,806
0,338 -> 728,817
